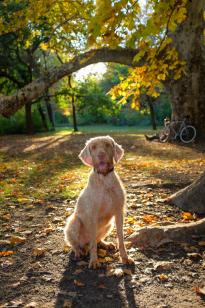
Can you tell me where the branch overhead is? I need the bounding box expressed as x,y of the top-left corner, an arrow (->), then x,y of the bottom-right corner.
0,47 -> 139,117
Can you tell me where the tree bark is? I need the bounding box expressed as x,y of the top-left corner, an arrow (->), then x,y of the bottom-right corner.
45,94 -> 55,131
0,48 -> 139,118
68,75 -> 78,132
71,96 -> 78,132
169,171 -> 205,215
168,0 -> 205,135
148,97 -> 157,130
126,218 -> 205,248
38,103 -> 49,131
25,103 -> 34,134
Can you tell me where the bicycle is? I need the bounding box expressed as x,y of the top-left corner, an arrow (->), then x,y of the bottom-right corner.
160,118 -> 197,144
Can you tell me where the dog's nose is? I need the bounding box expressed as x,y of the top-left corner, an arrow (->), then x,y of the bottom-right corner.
98,151 -> 106,160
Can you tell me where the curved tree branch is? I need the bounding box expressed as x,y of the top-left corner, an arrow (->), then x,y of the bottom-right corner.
0,47 -> 140,117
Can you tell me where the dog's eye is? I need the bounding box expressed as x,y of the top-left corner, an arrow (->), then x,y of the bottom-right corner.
105,142 -> 110,148
91,145 -> 96,150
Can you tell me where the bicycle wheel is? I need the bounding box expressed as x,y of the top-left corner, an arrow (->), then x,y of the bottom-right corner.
160,126 -> 171,143
180,125 -> 196,143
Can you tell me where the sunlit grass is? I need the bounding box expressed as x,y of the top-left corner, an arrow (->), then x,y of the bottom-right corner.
0,126 -> 205,209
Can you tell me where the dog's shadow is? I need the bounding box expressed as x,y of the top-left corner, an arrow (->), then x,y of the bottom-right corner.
55,252 -> 138,308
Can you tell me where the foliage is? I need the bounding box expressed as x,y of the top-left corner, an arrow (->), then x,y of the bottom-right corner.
0,0 -> 195,132
0,0 -> 93,54
0,105 -> 47,134
89,0 -> 188,105
76,76 -> 120,124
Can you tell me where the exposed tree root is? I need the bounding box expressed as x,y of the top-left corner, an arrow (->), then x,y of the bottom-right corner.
169,172 -> 205,215
126,218 -> 205,248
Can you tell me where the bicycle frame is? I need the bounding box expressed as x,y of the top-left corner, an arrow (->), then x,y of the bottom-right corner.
166,120 -> 186,140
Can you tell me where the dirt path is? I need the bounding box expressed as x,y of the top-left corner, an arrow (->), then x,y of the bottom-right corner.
0,132 -> 205,307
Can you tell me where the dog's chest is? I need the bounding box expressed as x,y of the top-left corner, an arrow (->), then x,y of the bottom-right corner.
97,186 -> 121,218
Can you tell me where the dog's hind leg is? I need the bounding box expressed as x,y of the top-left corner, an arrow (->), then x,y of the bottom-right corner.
64,214 -> 84,258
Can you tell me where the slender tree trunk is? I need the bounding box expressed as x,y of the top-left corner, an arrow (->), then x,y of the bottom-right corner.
68,75 -> 78,132
25,103 -> 34,134
168,0 -> 205,136
148,98 -> 157,130
71,95 -> 78,132
38,103 -> 49,131
45,95 -> 55,131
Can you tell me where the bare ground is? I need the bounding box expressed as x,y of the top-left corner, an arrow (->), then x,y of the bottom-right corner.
0,131 -> 205,308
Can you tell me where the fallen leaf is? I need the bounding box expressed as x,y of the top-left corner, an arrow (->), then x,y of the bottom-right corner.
142,214 -> 158,224
187,252 -> 202,259
123,268 -> 133,275
0,250 -> 15,257
74,279 -> 85,287
10,235 -> 26,245
10,299 -> 23,307
0,240 -> 11,245
104,256 -> 114,262
17,197 -> 30,204
98,284 -> 107,289
194,286 -> 205,296
43,225 -> 55,235
124,227 -> 134,236
106,268 -> 124,277
198,241 -> 205,246
33,248 -> 46,257
2,214 -> 11,221
25,302 -> 38,308
126,216 -> 136,225
74,269 -> 83,275
63,300 -> 72,308
9,282 -> 21,289
180,243 -> 199,252
63,245 -> 71,253
154,261 -> 174,271
181,212 -> 195,221
158,273 -> 168,281
98,249 -> 107,257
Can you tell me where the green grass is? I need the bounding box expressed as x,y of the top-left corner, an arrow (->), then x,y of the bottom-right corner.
37,124 -> 162,137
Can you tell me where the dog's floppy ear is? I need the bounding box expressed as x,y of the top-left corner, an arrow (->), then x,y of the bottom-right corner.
78,142 -> 93,166
114,141 -> 124,163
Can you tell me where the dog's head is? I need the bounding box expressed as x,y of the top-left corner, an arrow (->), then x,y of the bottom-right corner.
79,136 -> 124,175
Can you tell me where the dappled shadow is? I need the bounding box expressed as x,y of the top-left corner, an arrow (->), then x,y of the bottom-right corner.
55,254 -> 138,308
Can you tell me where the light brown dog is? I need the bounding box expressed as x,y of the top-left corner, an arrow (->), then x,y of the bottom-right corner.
64,136 -> 134,268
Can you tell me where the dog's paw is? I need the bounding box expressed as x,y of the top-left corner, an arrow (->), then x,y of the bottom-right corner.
74,248 -> 83,259
121,256 -> 135,265
89,258 -> 100,269
99,241 -> 116,250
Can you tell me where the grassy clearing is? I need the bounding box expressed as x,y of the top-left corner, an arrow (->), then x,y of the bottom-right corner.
0,126 -> 205,213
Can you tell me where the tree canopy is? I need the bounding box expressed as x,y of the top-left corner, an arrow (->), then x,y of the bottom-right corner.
0,0 -> 204,132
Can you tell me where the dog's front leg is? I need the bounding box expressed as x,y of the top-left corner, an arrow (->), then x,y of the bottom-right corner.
87,216 -> 100,269
115,210 -> 134,265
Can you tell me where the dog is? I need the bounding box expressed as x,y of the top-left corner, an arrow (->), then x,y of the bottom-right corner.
64,135 -> 134,268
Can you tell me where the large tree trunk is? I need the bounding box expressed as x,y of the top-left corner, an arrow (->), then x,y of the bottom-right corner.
169,171 -> 205,214
0,48 -> 139,117
169,0 -> 205,135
